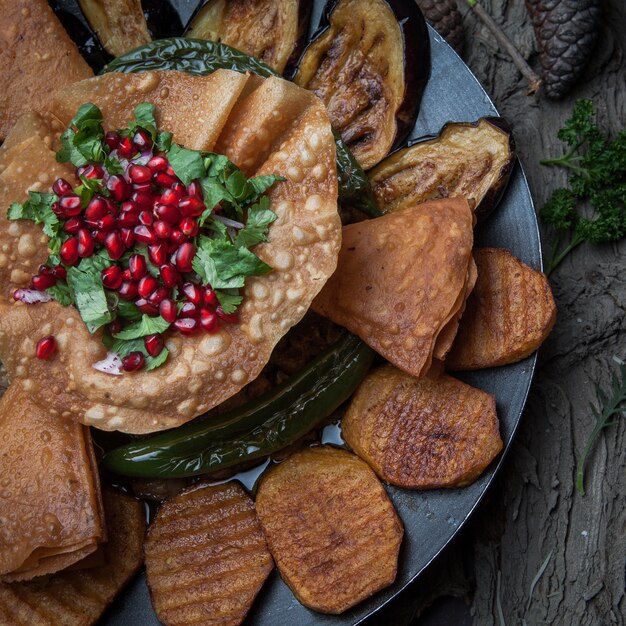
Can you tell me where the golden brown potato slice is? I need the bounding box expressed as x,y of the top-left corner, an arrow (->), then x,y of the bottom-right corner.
0,489 -> 145,625
313,198 -> 474,378
78,0 -> 151,57
256,446 -> 403,614
144,482 -> 273,626
342,365 -> 503,488
446,247 -> 557,370
0,0 -> 92,140
0,383 -> 105,582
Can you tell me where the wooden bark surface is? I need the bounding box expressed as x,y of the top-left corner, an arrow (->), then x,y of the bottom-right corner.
371,1 -> 626,625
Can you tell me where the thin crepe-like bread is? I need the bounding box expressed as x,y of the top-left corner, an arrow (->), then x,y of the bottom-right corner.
313,198 -> 474,378
0,70 -> 341,433
446,247 -> 557,370
0,490 -> 145,626
256,446 -> 403,614
0,0 -> 93,140
0,384 -> 105,582
342,365 -> 503,488
145,482 -> 273,626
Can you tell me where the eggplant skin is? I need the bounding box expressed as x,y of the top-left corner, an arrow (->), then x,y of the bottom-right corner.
294,0 -> 430,171
368,117 -> 516,222
185,0 -> 311,75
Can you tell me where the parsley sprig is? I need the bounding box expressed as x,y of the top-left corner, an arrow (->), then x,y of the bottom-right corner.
540,99 -> 626,275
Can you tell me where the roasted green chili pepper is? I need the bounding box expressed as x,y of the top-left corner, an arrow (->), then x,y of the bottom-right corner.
102,38 -> 379,218
102,334 -> 375,478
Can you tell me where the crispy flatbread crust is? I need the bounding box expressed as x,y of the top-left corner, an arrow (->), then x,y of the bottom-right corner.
145,482 -> 273,626
0,70 -> 341,433
0,490 -> 145,625
313,198 -> 474,378
446,247 -> 557,370
342,365 -> 503,488
0,0 -> 92,140
0,384 -> 105,582
256,446 -> 403,614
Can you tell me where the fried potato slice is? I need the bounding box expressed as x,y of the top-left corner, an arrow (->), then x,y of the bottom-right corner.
0,490 -> 145,625
313,198 -> 474,378
0,0 -> 92,140
0,383 -> 105,582
256,446 -> 403,614
145,482 -> 273,626
342,365 -> 503,488
446,247 -> 557,370
0,70 -> 340,433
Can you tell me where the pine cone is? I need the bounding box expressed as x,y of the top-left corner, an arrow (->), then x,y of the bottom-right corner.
525,0 -> 602,100
416,0 -> 464,55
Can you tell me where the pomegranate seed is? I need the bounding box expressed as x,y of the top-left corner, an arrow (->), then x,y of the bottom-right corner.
101,265 -> 123,289
174,317 -> 199,335
132,129 -> 153,151
36,336 -> 57,359
144,334 -> 164,357
134,225 -> 157,244
60,238 -> 79,265
85,197 -> 108,221
38,265 -> 54,276
170,229 -> 187,247
128,164 -> 152,183
160,188 -> 181,206
166,166 -> 179,179
120,228 -> 135,248
105,131 -> 121,151
147,155 -> 167,172
52,178 -> 73,197
199,308 -> 218,332
105,231 -> 124,260
178,195 -> 204,217
77,229 -> 95,257
118,280 -> 138,300
138,210 -> 154,226
167,240 -> 180,254
154,172 -> 176,188
159,299 -> 177,323
154,220 -> 172,239
138,275 -> 158,298
135,298 -> 159,316
78,164 -> 104,179
216,307 -> 238,324
188,181 -> 203,198
59,194 -> 82,216
179,216 -> 198,237
128,254 -> 147,280
131,190 -> 152,208
117,136 -> 136,159
105,198 -> 119,215
107,319 -> 124,335
175,242 -> 196,273
122,269 -> 133,281
148,243 -> 167,265
122,351 -> 145,372
132,181 -> 152,193
179,301 -> 199,318
50,265 -> 67,280
154,203 -> 180,223
32,273 -> 56,290
182,282 -> 202,305
120,200 -> 138,213
148,286 -> 169,305
203,286 -> 219,308
63,217 -> 84,234
159,264 -> 179,288
117,210 -> 139,228
94,230 -> 108,244
97,214 -> 115,231
107,175 -> 131,202
51,202 -> 65,218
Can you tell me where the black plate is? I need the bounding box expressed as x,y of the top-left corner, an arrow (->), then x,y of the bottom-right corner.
73,4 -> 541,625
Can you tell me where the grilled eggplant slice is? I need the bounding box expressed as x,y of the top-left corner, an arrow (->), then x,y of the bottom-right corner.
77,0 -> 151,57
143,0 -> 183,40
293,0 -> 430,170
369,117 -> 516,222
186,0 -> 311,75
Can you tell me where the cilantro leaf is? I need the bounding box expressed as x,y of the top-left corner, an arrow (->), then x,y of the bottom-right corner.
199,179 -> 235,219
66,253 -> 113,332
246,174 -> 284,202
113,314 -> 170,340
115,298 -> 143,321
235,197 -> 277,248
192,237 -> 272,289
47,281 -> 72,306
103,335 -> 169,371
129,103 -> 157,139
156,132 -> 173,152
104,155 -> 124,175
167,143 -> 206,186
215,290 -> 243,314
57,103 -> 105,166
8,192 -> 61,239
